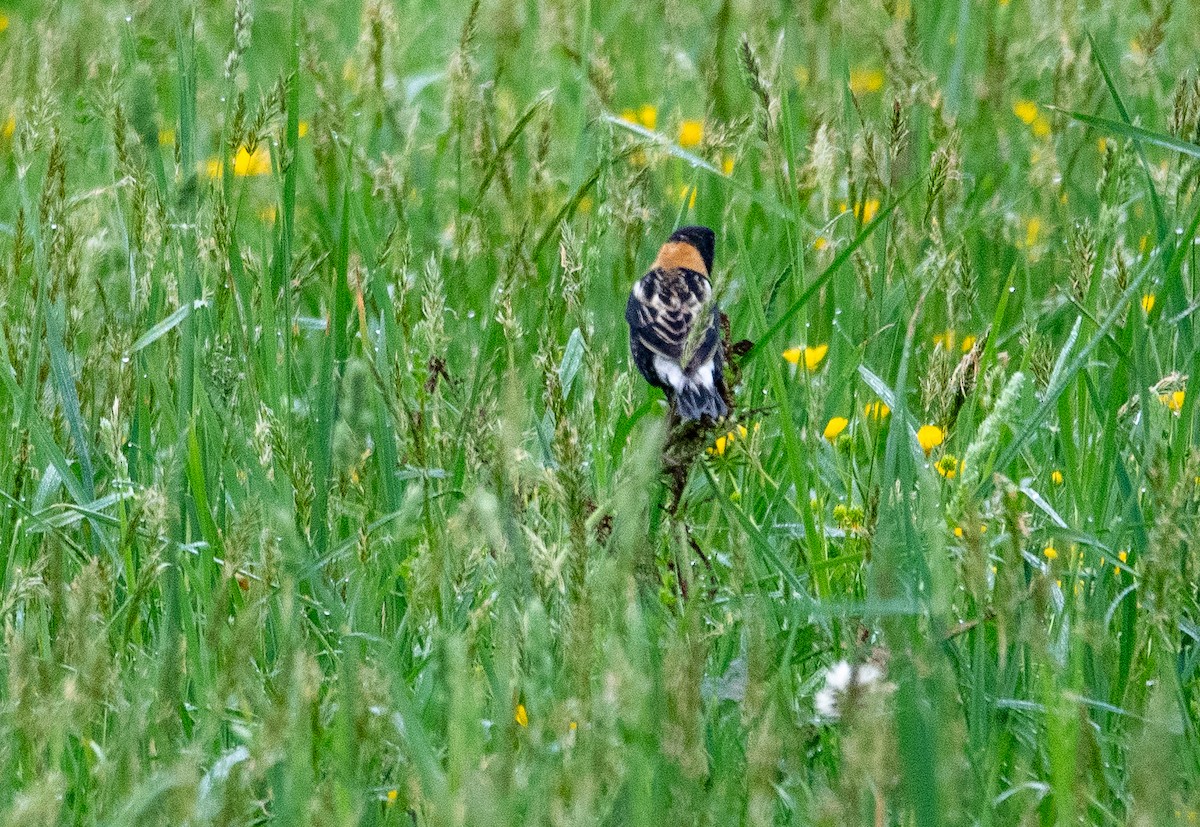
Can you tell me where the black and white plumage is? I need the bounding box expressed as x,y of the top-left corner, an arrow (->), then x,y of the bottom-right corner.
626,226 -> 729,422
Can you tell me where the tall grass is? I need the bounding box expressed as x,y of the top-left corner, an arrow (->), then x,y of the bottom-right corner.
0,0 -> 1199,824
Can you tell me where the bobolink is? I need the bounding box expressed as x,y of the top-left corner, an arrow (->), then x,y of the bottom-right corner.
626,226 -> 729,421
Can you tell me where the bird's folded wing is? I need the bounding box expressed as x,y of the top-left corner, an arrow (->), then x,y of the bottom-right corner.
625,272 -> 720,370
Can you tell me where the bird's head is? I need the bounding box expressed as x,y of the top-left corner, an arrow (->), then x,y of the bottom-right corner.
667,225 -> 715,275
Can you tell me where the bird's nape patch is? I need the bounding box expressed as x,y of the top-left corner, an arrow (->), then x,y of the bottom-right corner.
652,241 -> 708,276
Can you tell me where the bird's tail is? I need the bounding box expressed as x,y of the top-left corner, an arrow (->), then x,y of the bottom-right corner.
677,377 -> 728,421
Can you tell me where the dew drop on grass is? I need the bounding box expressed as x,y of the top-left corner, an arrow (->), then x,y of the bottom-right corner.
467,310 -> 475,319
1009,286 -> 1016,293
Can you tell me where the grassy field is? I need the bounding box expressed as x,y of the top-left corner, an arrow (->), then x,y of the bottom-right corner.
1,0 -> 1200,823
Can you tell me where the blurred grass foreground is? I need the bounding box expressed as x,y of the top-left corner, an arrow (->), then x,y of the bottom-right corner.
1,0 -> 1200,823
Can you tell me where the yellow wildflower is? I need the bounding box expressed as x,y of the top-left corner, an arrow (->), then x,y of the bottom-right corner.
386,789 -> 398,805
709,432 -> 734,457
863,400 -> 890,420
722,155 -> 735,176
1013,100 -> 1039,125
783,343 -> 828,371
960,335 -> 976,352
1159,390 -> 1185,413
1051,469 -> 1064,485
855,199 -> 880,223
933,330 -> 956,350
677,185 -> 697,210
515,703 -> 528,727
1118,550 -> 1128,564
1043,544 -> 1058,560
917,424 -> 944,455
1031,115 -> 1051,138
638,105 -> 657,130
1141,293 -> 1156,314
233,145 -> 271,176
1023,216 -> 1042,249
620,109 -> 638,124
298,120 -> 309,138
936,454 -> 960,479
954,526 -> 963,538
158,128 -> 175,146
823,416 -> 849,442
848,67 -> 884,95
0,14 -> 8,33
2,115 -> 14,140
679,119 -> 704,148
814,236 -> 828,251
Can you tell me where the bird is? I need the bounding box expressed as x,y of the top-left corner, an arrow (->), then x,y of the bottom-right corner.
626,225 -> 729,422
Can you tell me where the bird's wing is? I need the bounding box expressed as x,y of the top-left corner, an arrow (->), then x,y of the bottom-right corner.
626,268 -> 718,368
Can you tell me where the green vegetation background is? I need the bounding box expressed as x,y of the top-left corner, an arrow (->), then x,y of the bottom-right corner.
0,0 -> 1198,823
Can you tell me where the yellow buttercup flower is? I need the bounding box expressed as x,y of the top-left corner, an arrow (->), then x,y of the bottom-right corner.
298,120 -> 309,138
620,109 -> 638,124
206,145 -> 273,179
814,236 -> 828,251
709,433 -> 733,456
679,119 -> 704,148
1141,293 -> 1156,314
960,335 -> 976,352
917,424 -> 944,455
855,199 -> 880,223
233,145 -> 271,176
1159,390 -> 1185,413
386,789 -> 398,805
823,416 -> 849,442
1013,100 -> 1039,125
933,330 -> 956,350
1043,544 -> 1058,561
722,155 -> 735,176
515,703 -> 528,727
638,105 -> 658,130
709,423 -> 755,455
849,67 -> 884,95
1051,469 -> 1064,485
935,454 -> 960,479
1023,216 -> 1042,249
863,400 -> 890,421
782,343 -> 829,371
